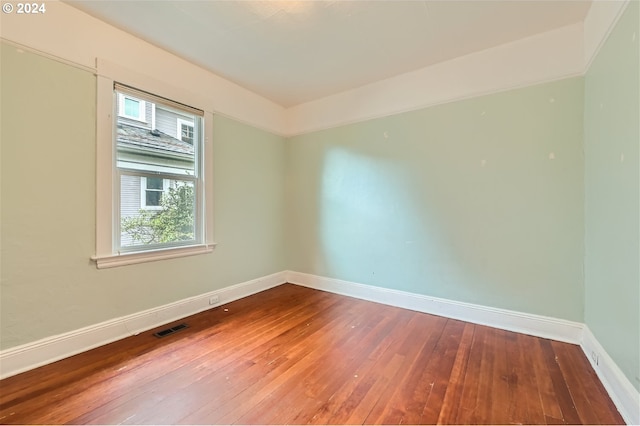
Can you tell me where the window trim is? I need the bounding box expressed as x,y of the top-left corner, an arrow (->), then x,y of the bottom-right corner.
93,59 -> 215,268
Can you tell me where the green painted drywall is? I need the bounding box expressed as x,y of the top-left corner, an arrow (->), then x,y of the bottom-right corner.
286,78 -> 585,321
584,2 -> 640,392
0,43 -> 286,349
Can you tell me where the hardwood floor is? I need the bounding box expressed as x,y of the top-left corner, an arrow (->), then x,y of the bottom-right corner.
0,284 -> 624,425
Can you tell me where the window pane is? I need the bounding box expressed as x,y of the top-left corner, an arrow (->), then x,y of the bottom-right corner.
116,98 -> 197,176
120,176 -> 196,248
181,124 -> 194,143
145,190 -> 162,206
124,98 -> 139,117
147,177 -> 163,190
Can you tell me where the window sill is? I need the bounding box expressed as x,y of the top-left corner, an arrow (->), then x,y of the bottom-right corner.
91,243 -> 216,269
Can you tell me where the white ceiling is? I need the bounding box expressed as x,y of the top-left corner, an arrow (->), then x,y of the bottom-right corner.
66,1 -> 591,108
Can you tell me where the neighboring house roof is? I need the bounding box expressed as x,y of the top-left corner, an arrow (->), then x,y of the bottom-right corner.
117,123 -> 194,157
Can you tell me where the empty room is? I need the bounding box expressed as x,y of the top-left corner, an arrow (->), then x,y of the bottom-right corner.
0,0 -> 638,424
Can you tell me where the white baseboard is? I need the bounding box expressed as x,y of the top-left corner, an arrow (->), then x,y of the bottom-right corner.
0,271 -> 287,380
286,270 -> 639,425
3,270 -> 637,425
581,326 -> 640,426
286,271 -> 583,343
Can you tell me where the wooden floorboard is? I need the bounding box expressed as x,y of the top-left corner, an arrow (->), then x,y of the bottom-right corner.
0,283 -> 625,425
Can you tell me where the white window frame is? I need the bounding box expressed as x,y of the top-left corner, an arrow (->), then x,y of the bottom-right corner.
177,118 -> 194,143
93,60 -> 215,269
117,93 -> 146,122
140,176 -> 170,210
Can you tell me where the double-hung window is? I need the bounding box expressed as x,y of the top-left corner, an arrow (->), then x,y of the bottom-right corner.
93,61 -> 214,268
115,84 -> 203,251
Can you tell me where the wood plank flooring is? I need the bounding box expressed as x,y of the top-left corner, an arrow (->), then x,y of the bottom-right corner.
0,284 -> 624,425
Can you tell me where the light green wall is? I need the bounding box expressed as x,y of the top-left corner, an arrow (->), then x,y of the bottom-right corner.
584,2 -> 640,392
286,78 -> 585,321
0,44 -> 286,349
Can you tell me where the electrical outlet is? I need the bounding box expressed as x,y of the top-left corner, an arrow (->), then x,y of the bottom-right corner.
591,351 -> 599,366
209,295 -> 219,305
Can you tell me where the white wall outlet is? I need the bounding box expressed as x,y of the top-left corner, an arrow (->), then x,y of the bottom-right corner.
209,295 -> 219,305
591,350 -> 599,366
